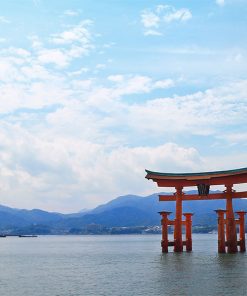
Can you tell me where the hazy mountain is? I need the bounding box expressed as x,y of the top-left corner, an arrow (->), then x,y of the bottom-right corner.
70,191 -> 247,227
14,209 -> 65,224
0,204 -> 20,214
0,191 -> 247,233
0,211 -> 29,229
55,206 -> 156,228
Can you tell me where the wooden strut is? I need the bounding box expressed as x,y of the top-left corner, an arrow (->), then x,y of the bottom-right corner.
215,210 -> 226,253
159,191 -> 247,202
215,209 -> 247,253
225,185 -> 238,253
159,211 -> 171,253
174,186 -> 183,252
183,213 -> 193,252
236,211 -> 247,252
159,210 -> 193,253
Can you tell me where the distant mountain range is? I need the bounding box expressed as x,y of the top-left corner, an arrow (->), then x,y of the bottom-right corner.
1,191 -> 247,234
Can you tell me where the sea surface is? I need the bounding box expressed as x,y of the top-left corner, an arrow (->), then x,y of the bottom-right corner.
0,234 -> 247,296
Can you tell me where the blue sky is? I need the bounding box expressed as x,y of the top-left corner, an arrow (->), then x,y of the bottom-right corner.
0,0 -> 246,212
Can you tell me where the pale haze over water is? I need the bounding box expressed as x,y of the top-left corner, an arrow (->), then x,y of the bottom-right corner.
0,234 -> 246,296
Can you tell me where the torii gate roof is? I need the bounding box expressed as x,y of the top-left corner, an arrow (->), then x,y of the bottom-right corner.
145,167 -> 247,187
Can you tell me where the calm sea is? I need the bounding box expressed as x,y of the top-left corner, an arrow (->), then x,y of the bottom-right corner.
0,234 -> 246,296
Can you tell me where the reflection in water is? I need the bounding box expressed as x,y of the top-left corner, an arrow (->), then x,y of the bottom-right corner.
214,253 -> 247,296
0,234 -> 246,296
157,236 -> 247,296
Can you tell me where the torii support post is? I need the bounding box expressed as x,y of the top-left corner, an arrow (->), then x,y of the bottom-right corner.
236,211 -> 247,252
225,185 -> 238,253
159,211 -> 171,253
215,210 -> 226,253
174,186 -> 183,252
183,213 -> 193,252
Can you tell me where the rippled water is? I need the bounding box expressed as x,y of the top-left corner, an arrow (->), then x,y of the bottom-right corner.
0,234 -> 246,296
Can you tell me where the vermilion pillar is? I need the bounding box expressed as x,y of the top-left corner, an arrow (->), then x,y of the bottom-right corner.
183,213 -> 193,252
174,186 -> 183,252
225,185 -> 238,253
215,209 -> 226,253
159,211 -> 171,253
236,211 -> 247,252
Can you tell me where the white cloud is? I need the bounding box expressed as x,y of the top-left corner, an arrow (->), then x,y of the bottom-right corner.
108,75 -> 124,83
140,5 -> 192,35
216,0 -> 225,6
50,20 -> 92,45
31,21 -> 95,67
29,35 -> 43,50
38,48 -> 69,67
95,63 -> 106,70
7,47 -> 31,57
0,59 -> 20,82
25,21 -> 95,68
218,133 -> 247,145
68,67 -> 89,76
64,10 -> 79,16
118,75 -> 152,94
93,75 -> 175,106
153,79 -> 174,88
0,16 -> 10,24
71,79 -> 93,90
118,80 -> 247,139
144,30 -> 163,36
163,8 -> 192,23
20,64 -> 54,81
141,11 -> 160,28
0,122 -> 203,211
226,52 -> 243,63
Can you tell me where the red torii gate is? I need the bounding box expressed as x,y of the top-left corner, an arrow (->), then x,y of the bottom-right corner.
145,167 -> 247,253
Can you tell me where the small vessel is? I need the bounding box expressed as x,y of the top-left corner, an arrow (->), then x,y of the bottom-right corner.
18,235 -> 38,238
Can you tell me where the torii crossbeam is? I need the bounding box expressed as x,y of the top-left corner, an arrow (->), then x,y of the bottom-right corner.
145,167 -> 247,253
